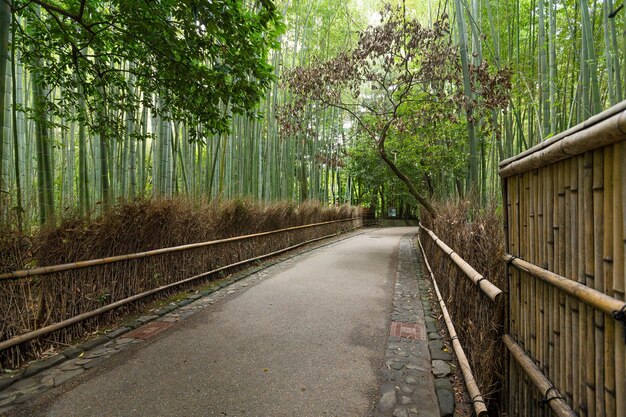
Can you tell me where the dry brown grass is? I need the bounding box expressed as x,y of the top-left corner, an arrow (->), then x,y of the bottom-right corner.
0,198 -> 361,369
420,200 -> 505,412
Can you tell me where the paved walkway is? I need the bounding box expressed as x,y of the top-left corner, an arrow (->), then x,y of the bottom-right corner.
5,227 -> 442,417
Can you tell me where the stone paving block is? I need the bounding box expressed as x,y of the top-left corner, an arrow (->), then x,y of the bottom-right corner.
433,360 -> 452,378
154,305 -> 177,316
114,338 -> 136,346
177,299 -> 193,307
105,327 -> 131,339
4,376 -> 38,392
22,354 -> 65,378
83,357 -> 108,369
432,360 -> 451,377
434,378 -> 453,391
58,361 -> 82,371
76,335 -> 110,351
61,347 -> 83,359
54,368 -> 84,387
378,383 -> 397,412
177,310 -> 195,320
0,394 -> 16,406
0,374 -> 19,391
425,319 -> 438,334
393,406 -> 409,417
429,340 -> 443,350
429,349 -> 453,361
159,316 -> 179,323
390,362 -> 405,371
125,320 -> 143,329
137,315 -> 159,323
436,388 -> 455,416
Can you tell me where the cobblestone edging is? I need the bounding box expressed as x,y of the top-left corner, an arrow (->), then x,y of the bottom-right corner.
0,230 -> 365,414
377,234 -> 457,417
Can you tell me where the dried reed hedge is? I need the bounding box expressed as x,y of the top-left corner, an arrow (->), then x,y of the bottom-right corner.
420,200 -> 505,410
0,198 -> 361,369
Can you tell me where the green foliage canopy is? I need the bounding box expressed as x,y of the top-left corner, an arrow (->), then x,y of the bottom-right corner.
14,0 -> 284,136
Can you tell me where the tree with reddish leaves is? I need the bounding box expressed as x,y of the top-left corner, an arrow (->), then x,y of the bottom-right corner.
280,5 -> 510,217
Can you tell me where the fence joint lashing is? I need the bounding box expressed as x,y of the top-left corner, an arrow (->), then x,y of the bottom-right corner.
538,386 -> 565,408
505,255 -> 518,266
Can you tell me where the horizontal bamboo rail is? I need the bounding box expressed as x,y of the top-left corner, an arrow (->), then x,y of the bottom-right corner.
0,217 -> 359,281
503,335 -> 577,417
499,101 -> 626,169
419,223 -> 502,302
499,108 -> 626,177
417,235 -> 488,417
0,226 -> 360,352
504,254 -> 626,317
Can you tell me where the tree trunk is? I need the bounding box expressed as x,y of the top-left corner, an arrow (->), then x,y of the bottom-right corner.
376,136 -> 436,217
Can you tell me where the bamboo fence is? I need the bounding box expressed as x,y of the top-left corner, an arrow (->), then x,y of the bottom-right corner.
417,233 -> 488,417
419,223 -> 502,302
0,217 -> 362,368
499,102 -> 626,417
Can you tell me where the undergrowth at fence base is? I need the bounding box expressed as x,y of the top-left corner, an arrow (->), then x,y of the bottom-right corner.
0,198 -> 361,369
421,200 -> 505,413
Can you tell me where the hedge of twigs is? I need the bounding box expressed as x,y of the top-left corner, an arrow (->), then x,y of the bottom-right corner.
0,198 -> 361,369
420,200 -> 505,411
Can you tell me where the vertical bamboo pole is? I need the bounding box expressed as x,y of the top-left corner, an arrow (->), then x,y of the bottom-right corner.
519,170 -> 530,360
614,141 -> 625,417
535,169 -> 548,376
530,169 -> 538,361
602,145 -> 615,416
592,151 -> 605,417
577,154 -> 587,417
583,151 -> 595,417
546,163 -> 555,383
564,158 -> 573,404
557,161 -> 566,397
570,155 -> 581,413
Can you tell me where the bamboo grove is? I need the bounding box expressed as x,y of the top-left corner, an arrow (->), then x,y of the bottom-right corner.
0,0 -> 364,229
1,0 -> 626,229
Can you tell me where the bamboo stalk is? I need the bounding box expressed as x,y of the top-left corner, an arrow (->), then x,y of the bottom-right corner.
417,235 -> 488,417
576,154 -> 586,416
504,334 -> 577,417
603,145 -> 615,416
557,161 -> 566,396
593,151 -> 605,417
0,225 -> 361,353
613,141 -> 625,417
563,158 -> 574,404
0,217 -> 361,281
503,256 -> 626,316
547,164 -> 556,384
418,224 -> 503,302
583,151 -> 596,417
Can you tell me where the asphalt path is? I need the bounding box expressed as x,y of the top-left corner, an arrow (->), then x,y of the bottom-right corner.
19,227 -> 418,417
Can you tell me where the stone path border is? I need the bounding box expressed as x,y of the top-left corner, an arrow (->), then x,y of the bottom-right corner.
376,234 -> 459,417
0,229 -> 366,415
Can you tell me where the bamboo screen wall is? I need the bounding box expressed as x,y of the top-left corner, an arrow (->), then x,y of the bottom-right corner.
499,103 -> 626,417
